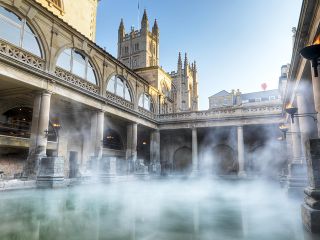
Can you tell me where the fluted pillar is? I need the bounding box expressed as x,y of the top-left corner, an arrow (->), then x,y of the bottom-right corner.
237,126 -> 246,176
126,122 -> 137,173
23,91 -> 52,179
192,128 -> 199,174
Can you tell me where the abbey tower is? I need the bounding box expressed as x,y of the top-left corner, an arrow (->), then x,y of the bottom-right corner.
117,10 -> 198,112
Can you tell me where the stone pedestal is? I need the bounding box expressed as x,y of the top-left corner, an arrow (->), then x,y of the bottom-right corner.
287,162 -> 308,198
150,162 -> 161,175
36,157 -> 65,188
134,159 -> 148,176
302,138 -> 320,233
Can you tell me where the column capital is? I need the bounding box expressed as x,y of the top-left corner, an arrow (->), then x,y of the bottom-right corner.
32,90 -> 52,96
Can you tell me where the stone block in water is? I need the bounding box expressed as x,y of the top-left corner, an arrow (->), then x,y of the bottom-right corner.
36,157 -> 65,188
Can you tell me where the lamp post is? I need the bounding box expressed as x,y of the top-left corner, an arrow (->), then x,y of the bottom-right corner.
285,105 -> 317,124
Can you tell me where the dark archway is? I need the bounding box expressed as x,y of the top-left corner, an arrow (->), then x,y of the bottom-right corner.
0,107 -> 32,138
211,144 -> 237,175
173,146 -> 192,173
103,129 -> 124,150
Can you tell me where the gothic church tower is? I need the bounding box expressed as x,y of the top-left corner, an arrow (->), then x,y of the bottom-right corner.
118,10 -> 159,69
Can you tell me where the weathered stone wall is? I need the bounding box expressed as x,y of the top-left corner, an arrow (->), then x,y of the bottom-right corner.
0,147 -> 28,178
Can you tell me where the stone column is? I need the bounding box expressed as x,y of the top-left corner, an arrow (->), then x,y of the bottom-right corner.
150,129 -> 161,175
95,110 -> 104,172
287,113 -> 307,197
290,118 -> 302,163
237,125 -> 246,177
23,91 -> 51,179
192,128 -> 199,174
302,138 -> 320,233
126,122 -> 137,173
311,63 -> 320,137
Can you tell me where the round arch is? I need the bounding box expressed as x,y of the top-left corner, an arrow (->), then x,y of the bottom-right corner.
138,92 -> 155,112
0,4 -> 47,60
103,128 -> 124,150
106,74 -> 133,102
173,146 -> 192,173
55,47 -> 100,85
211,144 -> 237,175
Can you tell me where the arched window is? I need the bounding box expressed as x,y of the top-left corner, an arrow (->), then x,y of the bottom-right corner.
139,93 -> 154,112
106,75 -> 132,102
56,48 -> 97,85
0,6 -> 42,57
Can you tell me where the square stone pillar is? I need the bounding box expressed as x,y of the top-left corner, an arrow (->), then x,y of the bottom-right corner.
237,125 -> 246,177
126,122 -> 137,173
311,63 -> 320,137
192,128 -> 199,175
150,129 -> 161,175
23,91 -> 52,179
301,138 -> 320,233
96,110 -> 105,172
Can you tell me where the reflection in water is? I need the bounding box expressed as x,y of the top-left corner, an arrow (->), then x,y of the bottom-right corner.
0,179 -> 319,240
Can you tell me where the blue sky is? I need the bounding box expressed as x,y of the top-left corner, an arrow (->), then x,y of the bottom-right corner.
96,0 -> 302,110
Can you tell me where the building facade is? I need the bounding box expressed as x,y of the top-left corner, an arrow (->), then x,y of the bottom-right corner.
0,0 -> 284,183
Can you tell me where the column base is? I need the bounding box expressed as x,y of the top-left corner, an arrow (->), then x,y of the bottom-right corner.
36,157 -> 65,188
149,162 -> 161,175
287,162 -> 308,198
238,171 -> 247,178
302,187 -> 320,233
22,154 -> 44,180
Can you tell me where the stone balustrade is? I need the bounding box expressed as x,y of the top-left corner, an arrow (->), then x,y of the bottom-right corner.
157,103 -> 282,122
138,107 -> 155,119
105,91 -> 135,110
0,39 -> 45,70
55,67 -> 99,94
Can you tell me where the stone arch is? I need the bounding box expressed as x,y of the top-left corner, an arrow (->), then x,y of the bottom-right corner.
173,146 -> 192,173
0,3 -> 48,62
138,92 -> 155,112
54,47 -> 101,86
103,128 -> 124,150
211,144 -> 237,175
106,74 -> 134,103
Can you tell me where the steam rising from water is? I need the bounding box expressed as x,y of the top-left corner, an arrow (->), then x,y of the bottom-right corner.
0,179 -> 318,240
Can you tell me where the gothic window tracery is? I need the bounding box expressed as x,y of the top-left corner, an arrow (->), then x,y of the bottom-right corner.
139,93 -> 154,112
0,6 -> 42,57
106,75 -> 132,102
56,48 -> 97,85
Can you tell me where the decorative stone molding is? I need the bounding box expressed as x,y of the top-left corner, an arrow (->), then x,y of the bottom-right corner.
55,67 -> 99,94
138,107 -> 155,119
157,104 -> 282,122
0,40 -> 45,70
105,91 -> 134,110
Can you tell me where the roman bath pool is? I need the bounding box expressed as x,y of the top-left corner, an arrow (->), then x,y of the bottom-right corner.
0,178 -> 319,240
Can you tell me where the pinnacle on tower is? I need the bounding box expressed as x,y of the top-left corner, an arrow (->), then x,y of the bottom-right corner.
184,53 -> 188,69
152,19 -> 159,36
194,61 -> 197,72
178,52 -> 182,65
118,18 -> 125,41
141,9 -> 149,31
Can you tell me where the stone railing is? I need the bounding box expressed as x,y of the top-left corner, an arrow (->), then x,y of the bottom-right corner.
0,39 -> 45,70
157,104 -> 282,122
138,107 -> 155,119
55,67 -> 99,94
105,91 -> 134,110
